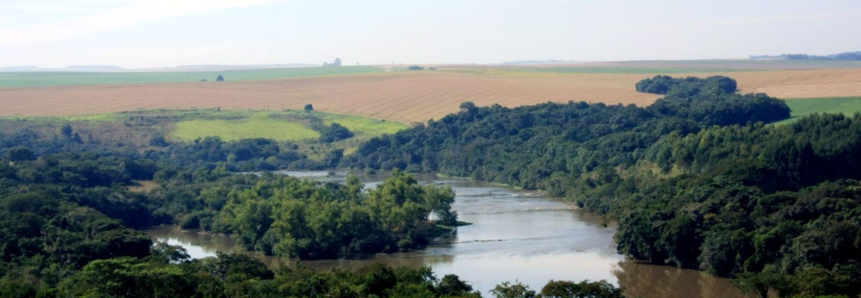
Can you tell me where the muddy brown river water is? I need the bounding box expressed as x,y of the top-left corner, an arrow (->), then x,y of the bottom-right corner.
145,172 -> 750,297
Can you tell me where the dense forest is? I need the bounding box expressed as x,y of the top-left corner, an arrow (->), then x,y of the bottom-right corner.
345,76 -> 861,297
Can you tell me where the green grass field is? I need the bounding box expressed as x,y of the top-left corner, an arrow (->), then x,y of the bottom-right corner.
173,118 -> 320,142
170,110 -> 408,142
0,66 -> 382,88
777,97 -> 861,124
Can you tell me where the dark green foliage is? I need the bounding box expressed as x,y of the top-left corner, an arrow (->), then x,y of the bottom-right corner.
437,274 -> 474,296
144,169 -> 457,259
200,170 -> 456,258
0,190 -> 153,277
346,101 -> 666,189
51,256 -> 495,298
0,127 -> 324,172
149,133 -> 169,147
649,92 -> 790,126
346,86 -> 788,193
605,114 -> 861,297
304,103 -> 314,112
408,65 -> 426,70
636,75 -> 737,95
144,137 -> 327,171
491,281 -> 536,298
216,75 -> 224,81
319,122 -> 354,143
637,76 -> 788,126
4,146 -> 34,161
60,123 -> 72,138
538,280 -> 624,298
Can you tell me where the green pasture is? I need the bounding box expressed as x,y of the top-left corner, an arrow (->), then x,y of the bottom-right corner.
776,97 -> 861,124
173,118 -> 319,142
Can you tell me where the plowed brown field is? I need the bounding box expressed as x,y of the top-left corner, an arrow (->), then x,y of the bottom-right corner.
3,68 -> 861,123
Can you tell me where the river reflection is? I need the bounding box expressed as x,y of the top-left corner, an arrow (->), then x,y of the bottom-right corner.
145,173 -> 749,297
614,261 -> 751,298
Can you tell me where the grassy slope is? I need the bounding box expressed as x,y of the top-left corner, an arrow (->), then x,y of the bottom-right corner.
0,66 -> 382,88
776,97 -> 861,124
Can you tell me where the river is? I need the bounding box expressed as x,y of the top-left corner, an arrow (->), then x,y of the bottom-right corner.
145,171 -> 750,297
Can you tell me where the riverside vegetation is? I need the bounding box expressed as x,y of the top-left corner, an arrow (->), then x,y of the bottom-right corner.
0,75 -> 857,297
347,76 -> 861,298
0,144 -> 617,296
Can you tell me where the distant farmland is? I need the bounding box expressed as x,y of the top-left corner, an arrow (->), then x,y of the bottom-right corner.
0,66 -> 382,87
3,62 -> 861,123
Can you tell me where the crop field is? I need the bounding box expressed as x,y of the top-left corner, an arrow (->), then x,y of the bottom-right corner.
2,62 -> 861,124
0,66 -> 382,87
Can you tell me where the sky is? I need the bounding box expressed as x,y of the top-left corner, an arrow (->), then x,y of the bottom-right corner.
0,0 -> 860,68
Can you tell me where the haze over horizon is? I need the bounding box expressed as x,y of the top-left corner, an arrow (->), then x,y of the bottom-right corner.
1,0 -> 860,68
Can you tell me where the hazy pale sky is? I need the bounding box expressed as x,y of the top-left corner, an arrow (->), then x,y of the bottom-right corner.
1,0 -> 860,68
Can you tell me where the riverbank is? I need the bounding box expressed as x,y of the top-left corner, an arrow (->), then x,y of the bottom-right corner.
144,173 -> 749,297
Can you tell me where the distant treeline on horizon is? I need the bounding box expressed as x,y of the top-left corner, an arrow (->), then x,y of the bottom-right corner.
750,51 -> 861,61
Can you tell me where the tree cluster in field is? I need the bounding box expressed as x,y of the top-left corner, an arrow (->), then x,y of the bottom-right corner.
636,76 -> 789,125
344,76 -> 861,297
323,58 -> 342,67
306,115 -> 355,143
635,75 -> 737,95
